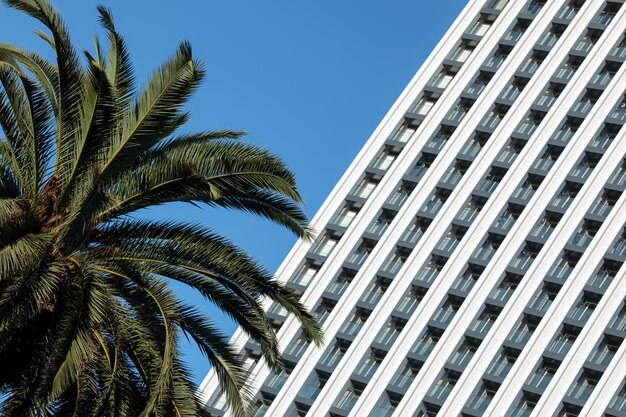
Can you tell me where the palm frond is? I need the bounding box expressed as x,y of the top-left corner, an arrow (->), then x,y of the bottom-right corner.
100,41 -> 201,179
0,3 -> 320,416
1,0 -> 84,186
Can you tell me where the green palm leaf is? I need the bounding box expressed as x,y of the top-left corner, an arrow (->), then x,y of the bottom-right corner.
0,2 -> 322,416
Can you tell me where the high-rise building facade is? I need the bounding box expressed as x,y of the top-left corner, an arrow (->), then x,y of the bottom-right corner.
200,0 -> 626,416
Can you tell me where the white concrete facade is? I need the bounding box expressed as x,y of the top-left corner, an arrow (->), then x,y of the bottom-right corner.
200,0 -> 626,416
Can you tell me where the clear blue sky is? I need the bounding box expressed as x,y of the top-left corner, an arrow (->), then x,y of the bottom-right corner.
0,0 -> 466,385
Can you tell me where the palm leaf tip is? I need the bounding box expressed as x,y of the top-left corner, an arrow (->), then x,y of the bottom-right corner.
96,5 -> 115,30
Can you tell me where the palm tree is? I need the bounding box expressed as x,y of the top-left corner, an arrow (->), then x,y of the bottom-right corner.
0,1 -> 322,416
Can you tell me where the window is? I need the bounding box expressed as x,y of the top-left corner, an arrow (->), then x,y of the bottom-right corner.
367,209 -> 396,236
611,94 -> 626,122
485,44 -> 513,70
354,349 -> 384,378
607,379 -> 626,411
381,247 -> 411,275
511,174 -> 542,201
285,333 -> 312,359
361,277 -> 389,304
467,17 -> 493,37
534,82 -> 564,108
353,174 -> 379,199
526,359 -> 558,390
347,239 -> 376,266
531,145 -> 562,172
396,285 -> 426,315
451,265 -> 482,294
478,166 -> 507,193
506,394 -> 538,417
414,255 -> 447,285
508,242 -> 539,272
339,309 -> 370,337
411,327 -> 443,358
401,217 -> 431,245
608,302 -> 626,332
569,152 -> 601,180
412,152 -> 436,179
529,212 -> 561,240
373,392 -> 400,417
442,159 -> 471,187
573,29 -> 602,54
371,146 -> 400,171
570,219 -> 600,248
312,233 -> 340,257
547,325 -> 580,355
428,369 -> 460,400
445,98 -> 474,123
537,24 -> 563,48
449,337 -> 480,367
428,68 -> 456,89
486,348 -> 518,378
472,233 -> 504,262
566,292 -> 600,324
333,384 -> 362,412
612,228 -> 626,258
566,370 -> 600,401
387,180 -> 417,206
468,306 -> 499,336
426,125 -> 456,151
549,181 -> 582,210
593,1 -> 621,25
589,123 -> 619,151
479,105 -> 509,129
264,368 -> 290,390
411,95 -> 438,116
492,204 -> 522,232
455,195 -> 487,223
588,335 -> 619,368
589,189 -> 619,217
435,225 -> 466,254
572,88 -> 601,114
551,117 -> 581,143
500,76 -> 528,101
465,71 -> 494,96
300,371 -> 326,400
528,282 -> 559,313
375,317 -> 406,346
608,158 -> 626,187
326,269 -> 355,297
291,262 -> 319,286
332,203 -> 360,228
390,360 -> 421,389
319,339 -> 350,367
556,0 -> 584,21
420,187 -> 451,215
506,313 -> 540,344
432,296 -> 463,326
519,49 -> 547,75
208,393 -> 228,411
389,122 -> 416,144
466,382 -> 498,412
525,0 -> 546,15
448,41 -> 475,63
554,55 -> 584,81
587,261 -> 618,291
504,20 -> 529,43
313,299 -> 335,325
489,272 -> 521,303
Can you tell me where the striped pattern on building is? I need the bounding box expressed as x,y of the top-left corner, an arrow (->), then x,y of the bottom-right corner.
200,0 -> 626,416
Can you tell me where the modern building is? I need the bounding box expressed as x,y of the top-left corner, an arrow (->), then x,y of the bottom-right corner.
200,0 -> 626,416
